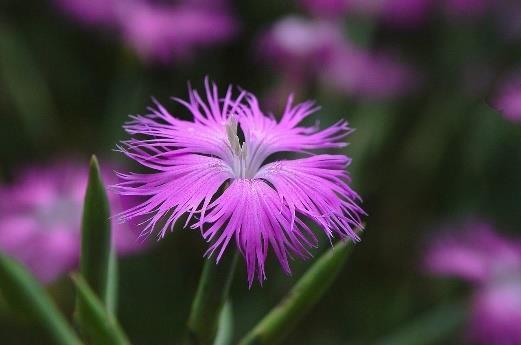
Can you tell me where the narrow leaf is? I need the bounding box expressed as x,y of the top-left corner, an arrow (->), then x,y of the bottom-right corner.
214,301 -> 234,345
79,155 -> 112,303
374,302 -> 466,345
76,155 -> 113,339
106,249 -> 118,314
71,274 -> 130,345
0,253 -> 82,345
238,240 -> 353,345
187,252 -> 238,345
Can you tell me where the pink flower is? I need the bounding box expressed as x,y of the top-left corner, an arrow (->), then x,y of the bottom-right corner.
492,75 -> 521,123
299,0 -> 350,18
115,80 -> 365,285
259,17 -> 418,100
53,0 -> 119,26
321,43 -> 419,100
258,17 -> 344,80
118,1 -> 237,62
425,221 -> 521,345
379,0 -> 434,28
0,160 -> 144,283
443,0 -> 490,18
53,0 -> 238,63
470,282 -> 521,345
299,0 -> 434,28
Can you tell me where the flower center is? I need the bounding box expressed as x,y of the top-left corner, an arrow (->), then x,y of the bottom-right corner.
226,116 -> 251,179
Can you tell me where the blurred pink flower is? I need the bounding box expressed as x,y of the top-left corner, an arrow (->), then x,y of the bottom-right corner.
470,282 -> 521,345
0,160 -> 144,284
117,1 -> 237,62
258,17 -> 344,80
443,0 -> 489,18
492,75 -> 521,123
321,43 -> 419,100
494,0 -> 521,40
299,0 -> 350,18
54,0 -> 238,63
54,0 -> 119,26
259,16 -> 418,100
379,0 -> 434,28
299,0 -> 434,28
425,221 -> 521,345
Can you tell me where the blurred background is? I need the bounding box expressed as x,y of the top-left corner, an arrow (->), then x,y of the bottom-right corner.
1,0 -> 520,344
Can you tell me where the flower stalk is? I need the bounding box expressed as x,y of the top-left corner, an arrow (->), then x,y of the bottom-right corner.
187,251 -> 238,345
0,253 -> 83,345
238,240 -> 353,345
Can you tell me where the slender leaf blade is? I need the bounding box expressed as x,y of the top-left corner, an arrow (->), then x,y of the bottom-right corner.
238,240 -> 353,345
187,252 -> 238,345
0,253 -> 82,345
214,301 -> 234,345
106,249 -> 118,314
79,155 -> 112,303
71,274 -> 130,345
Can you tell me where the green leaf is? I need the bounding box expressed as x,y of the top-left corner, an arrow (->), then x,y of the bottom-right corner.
374,302 -> 466,345
213,301 -> 233,345
238,240 -> 353,345
71,274 -> 130,345
76,155 -> 113,338
79,155 -> 112,304
106,249 -> 118,314
187,252 -> 238,345
0,253 -> 82,345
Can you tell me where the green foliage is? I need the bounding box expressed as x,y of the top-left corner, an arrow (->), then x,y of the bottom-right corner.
187,253 -> 238,345
71,274 -> 130,345
238,241 -> 352,345
214,301 -> 234,345
0,253 -> 82,345
76,155 -> 117,340
79,155 -> 112,303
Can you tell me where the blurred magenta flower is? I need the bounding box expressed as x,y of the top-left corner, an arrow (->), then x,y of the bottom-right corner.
0,160 -> 143,283
54,0 -> 118,26
494,0 -> 521,40
260,16 -> 418,100
300,0 -> 350,18
321,43 -> 419,100
492,75 -> 521,123
300,0 -> 434,28
379,0 -> 434,28
443,0 -> 489,18
54,0 -> 238,63
425,221 -> 521,345
259,17 -> 343,81
115,80 -> 365,285
118,1 -> 237,62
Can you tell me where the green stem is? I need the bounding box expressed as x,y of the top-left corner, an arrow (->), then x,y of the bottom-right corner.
213,301 -> 234,345
187,252 -> 239,345
238,241 -> 352,345
0,253 -> 83,345
72,274 -> 130,345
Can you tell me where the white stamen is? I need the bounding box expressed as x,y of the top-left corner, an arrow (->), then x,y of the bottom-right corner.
225,116 -> 249,178
226,116 -> 241,156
